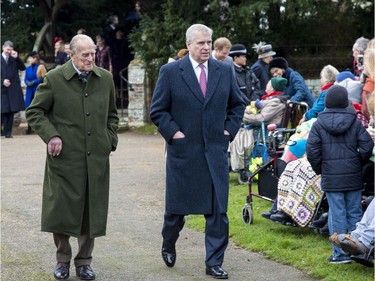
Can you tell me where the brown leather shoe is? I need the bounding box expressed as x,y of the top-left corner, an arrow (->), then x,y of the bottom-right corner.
53,262 -> 70,280
76,265 -> 96,280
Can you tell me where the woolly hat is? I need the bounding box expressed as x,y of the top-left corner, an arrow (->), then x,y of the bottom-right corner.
336,71 -> 355,83
269,57 -> 288,70
229,44 -> 250,58
271,77 -> 288,91
324,85 -> 349,108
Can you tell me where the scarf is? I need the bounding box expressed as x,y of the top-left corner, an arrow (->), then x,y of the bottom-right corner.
261,91 -> 283,100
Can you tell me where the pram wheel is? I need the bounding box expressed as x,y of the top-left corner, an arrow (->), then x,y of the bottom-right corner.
237,170 -> 249,184
242,203 -> 253,224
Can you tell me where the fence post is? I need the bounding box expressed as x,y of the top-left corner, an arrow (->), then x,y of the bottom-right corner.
127,58 -> 146,127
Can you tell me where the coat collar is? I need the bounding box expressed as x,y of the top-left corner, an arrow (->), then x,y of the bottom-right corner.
61,60 -> 102,81
179,56 -> 221,104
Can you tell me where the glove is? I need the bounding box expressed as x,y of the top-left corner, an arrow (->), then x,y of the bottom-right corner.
255,99 -> 263,109
26,80 -> 35,87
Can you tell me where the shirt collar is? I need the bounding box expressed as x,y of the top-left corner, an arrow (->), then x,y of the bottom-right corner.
189,55 -> 208,69
72,62 -> 86,75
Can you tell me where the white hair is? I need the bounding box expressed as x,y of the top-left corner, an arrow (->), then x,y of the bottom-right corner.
186,24 -> 213,43
70,34 -> 96,54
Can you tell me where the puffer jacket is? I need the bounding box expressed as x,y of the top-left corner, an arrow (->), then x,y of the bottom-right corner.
306,108 -> 373,192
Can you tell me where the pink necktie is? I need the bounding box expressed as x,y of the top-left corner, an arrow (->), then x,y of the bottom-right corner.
199,64 -> 207,96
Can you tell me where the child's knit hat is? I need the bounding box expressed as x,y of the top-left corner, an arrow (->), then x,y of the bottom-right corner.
271,77 -> 288,91
324,85 -> 349,108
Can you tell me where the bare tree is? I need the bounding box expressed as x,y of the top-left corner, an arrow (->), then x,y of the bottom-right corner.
33,0 -> 69,56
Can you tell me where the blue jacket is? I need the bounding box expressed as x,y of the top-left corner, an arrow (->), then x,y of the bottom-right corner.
250,59 -> 269,92
306,108 -> 373,192
24,64 -> 43,108
283,68 -> 315,108
304,84 -> 333,120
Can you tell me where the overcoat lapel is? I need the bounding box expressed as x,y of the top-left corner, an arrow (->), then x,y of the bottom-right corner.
61,60 -> 102,81
179,57 -> 222,105
204,59 -> 221,105
180,56 -> 205,104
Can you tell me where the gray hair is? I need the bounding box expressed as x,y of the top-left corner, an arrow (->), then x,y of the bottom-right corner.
186,24 -> 213,42
3,40 -> 14,48
70,34 -> 96,54
321,65 -> 339,84
354,37 -> 369,53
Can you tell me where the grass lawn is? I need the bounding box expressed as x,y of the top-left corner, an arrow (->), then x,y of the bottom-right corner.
186,173 -> 374,281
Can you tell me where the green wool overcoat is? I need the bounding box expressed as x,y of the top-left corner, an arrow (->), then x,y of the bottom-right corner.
26,61 -> 119,238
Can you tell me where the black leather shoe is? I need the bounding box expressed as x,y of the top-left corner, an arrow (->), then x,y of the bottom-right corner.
206,266 -> 228,279
76,265 -> 96,280
53,262 -> 70,280
270,211 -> 292,223
161,248 -> 176,267
311,212 -> 328,228
261,209 -> 278,219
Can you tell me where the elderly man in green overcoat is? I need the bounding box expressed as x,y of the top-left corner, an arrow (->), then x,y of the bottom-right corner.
26,34 -> 118,281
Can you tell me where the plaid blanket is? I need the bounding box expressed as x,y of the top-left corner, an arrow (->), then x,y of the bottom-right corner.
277,158 -> 323,227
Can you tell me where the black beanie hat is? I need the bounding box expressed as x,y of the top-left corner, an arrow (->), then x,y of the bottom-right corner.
269,57 -> 288,70
324,85 -> 349,108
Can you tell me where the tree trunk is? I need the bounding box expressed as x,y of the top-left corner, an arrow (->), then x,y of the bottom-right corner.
34,0 -> 69,57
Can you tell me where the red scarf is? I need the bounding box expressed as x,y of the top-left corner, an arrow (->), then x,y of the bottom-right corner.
261,91 -> 283,100
321,83 -> 333,91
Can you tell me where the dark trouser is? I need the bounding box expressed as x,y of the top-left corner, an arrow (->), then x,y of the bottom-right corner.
53,190 -> 94,267
1,112 -> 15,137
162,193 -> 229,267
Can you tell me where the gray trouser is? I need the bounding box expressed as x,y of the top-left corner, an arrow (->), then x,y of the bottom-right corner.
53,189 -> 94,267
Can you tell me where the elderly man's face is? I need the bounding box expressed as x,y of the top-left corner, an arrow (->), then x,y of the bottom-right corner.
71,41 -> 96,72
186,31 -> 212,64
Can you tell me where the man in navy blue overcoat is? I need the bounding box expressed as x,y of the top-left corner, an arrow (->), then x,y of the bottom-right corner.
150,24 -> 246,279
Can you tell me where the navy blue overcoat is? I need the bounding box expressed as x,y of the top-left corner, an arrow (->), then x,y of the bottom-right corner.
150,56 -> 246,215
